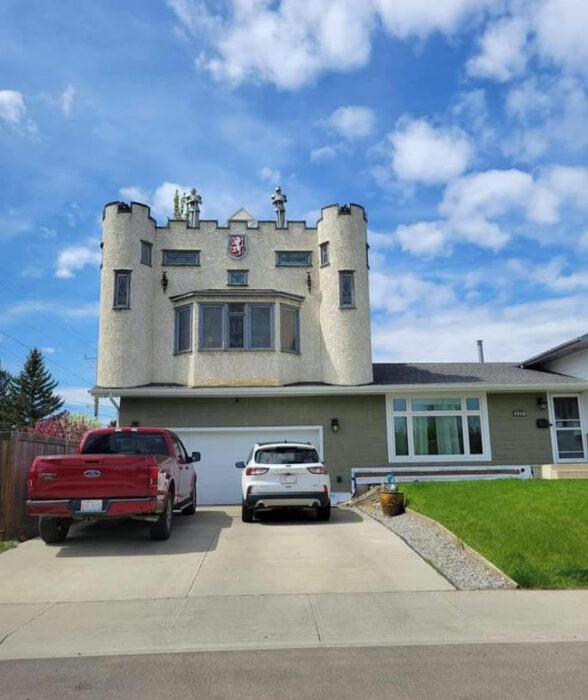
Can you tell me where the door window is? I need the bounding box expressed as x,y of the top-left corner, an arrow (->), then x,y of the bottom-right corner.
553,396 -> 585,461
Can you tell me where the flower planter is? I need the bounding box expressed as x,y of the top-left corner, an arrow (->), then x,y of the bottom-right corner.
379,488 -> 405,516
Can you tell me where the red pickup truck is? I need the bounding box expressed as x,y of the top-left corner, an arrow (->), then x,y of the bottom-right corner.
27,427 -> 200,544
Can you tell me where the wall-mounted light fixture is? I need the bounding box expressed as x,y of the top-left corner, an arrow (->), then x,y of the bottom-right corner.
161,271 -> 168,294
331,418 -> 339,433
537,397 -> 548,411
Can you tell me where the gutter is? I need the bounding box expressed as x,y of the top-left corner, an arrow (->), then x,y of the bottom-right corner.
90,381 -> 588,399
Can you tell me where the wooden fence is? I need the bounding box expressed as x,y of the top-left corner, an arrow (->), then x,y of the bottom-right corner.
0,432 -> 78,541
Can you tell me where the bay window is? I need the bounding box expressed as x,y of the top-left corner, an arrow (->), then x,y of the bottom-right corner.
387,395 -> 490,461
199,303 -> 273,350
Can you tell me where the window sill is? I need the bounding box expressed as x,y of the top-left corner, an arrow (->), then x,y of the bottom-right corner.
173,349 -> 193,356
388,454 -> 490,463
198,348 -> 275,352
280,349 -> 301,355
339,305 -> 356,310
112,306 -> 131,311
140,261 -> 152,267
320,262 -> 330,268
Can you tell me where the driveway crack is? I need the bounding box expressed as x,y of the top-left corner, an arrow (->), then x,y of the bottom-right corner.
307,595 -> 323,642
0,603 -> 57,648
184,532 -> 216,598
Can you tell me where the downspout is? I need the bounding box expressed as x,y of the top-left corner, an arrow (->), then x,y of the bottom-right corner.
108,394 -> 120,427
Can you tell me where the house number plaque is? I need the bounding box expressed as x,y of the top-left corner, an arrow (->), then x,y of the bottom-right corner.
512,410 -> 528,417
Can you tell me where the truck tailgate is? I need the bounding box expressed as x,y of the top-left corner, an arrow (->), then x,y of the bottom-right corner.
31,454 -> 158,498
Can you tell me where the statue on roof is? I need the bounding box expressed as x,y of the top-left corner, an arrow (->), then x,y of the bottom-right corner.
271,186 -> 287,228
186,187 -> 202,227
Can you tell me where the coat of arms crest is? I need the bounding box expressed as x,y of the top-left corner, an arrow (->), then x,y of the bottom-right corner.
227,234 -> 247,260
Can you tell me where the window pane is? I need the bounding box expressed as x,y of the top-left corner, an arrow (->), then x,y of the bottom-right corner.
466,397 -> 480,411
280,306 -> 299,352
394,417 -> 408,456
276,251 -> 312,266
411,398 -> 462,411
320,243 -> 329,266
255,447 -> 319,464
201,306 -> 223,349
553,397 -> 580,421
467,416 -> 483,454
228,311 -> 244,349
413,416 -> 464,455
339,272 -> 354,307
250,306 -> 272,349
175,306 -> 191,352
141,241 -> 152,265
556,430 -> 585,459
392,398 -> 406,411
228,270 -> 248,286
114,272 -> 130,308
162,250 -> 200,265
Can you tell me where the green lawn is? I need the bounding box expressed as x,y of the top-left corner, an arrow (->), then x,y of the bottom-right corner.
401,480 -> 588,589
0,541 -> 16,554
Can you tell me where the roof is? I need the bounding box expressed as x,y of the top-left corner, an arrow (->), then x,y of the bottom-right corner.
522,334 -> 588,368
372,362 -> 582,386
91,361 -> 588,399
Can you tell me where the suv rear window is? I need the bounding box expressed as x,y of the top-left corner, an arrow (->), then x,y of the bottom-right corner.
255,447 -> 319,464
81,433 -> 169,455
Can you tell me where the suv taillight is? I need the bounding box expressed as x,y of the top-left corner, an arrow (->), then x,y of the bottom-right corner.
307,465 -> 327,474
245,467 -> 269,476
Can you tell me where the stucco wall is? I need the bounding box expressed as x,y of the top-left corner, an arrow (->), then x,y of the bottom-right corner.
97,202 -> 372,389
119,391 -> 554,488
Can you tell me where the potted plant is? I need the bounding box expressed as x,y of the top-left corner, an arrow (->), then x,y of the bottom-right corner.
379,475 -> 404,516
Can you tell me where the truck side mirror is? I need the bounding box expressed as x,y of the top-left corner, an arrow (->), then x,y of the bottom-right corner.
191,451 -> 201,463
235,461 -> 245,469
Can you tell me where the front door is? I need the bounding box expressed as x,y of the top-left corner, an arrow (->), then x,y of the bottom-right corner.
551,395 -> 586,462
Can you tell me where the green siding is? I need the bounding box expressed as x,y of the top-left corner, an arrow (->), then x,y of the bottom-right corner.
120,391 -> 554,488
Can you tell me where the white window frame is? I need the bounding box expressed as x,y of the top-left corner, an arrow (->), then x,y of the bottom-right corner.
385,393 -> 492,463
548,393 -> 588,463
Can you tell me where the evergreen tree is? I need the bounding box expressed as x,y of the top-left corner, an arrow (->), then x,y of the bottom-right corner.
8,349 -> 64,428
0,362 -> 12,429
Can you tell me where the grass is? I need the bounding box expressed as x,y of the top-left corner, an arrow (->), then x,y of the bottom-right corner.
401,480 -> 588,589
0,541 -> 16,554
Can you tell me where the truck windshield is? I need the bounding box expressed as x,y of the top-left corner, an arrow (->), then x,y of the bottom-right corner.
255,447 -> 319,464
81,433 -> 169,456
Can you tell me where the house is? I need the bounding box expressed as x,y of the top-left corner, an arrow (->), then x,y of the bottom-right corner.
91,197 -> 588,503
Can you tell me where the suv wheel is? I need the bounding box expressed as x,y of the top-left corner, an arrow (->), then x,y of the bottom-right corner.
242,501 -> 254,523
150,492 -> 174,540
39,517 -> 70,544
316,503 -> 331,521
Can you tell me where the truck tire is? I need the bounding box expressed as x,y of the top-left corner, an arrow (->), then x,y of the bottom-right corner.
316,503 -> 331,521
150,492 -> 173,540
241,502 -> 254,523
39,517 -> 70,544
182,486 -> 197,515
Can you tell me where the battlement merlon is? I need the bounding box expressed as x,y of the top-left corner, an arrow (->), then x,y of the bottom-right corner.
318,203 -> 368,224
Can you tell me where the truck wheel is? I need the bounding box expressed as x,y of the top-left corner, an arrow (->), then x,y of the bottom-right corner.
150,492 -> 173,540
39,517 -> 70,544
241,502 -> 254,523
182,487 -> 197,516
316,503 -> 331,521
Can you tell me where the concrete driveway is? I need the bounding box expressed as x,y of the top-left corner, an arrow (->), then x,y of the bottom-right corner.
0,506 -> 451,605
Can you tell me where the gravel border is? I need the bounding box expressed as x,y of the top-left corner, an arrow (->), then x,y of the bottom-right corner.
357,501 -> 516,591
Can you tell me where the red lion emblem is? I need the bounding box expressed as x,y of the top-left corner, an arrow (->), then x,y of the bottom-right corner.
228,234 -> 247,260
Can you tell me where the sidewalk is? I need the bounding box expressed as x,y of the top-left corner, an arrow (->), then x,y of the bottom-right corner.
1,589 -> 587,660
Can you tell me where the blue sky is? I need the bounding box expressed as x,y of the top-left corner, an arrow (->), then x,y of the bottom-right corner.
1,0 -> 587,422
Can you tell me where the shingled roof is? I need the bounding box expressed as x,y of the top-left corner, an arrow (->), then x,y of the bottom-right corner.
372,362 -> 582,386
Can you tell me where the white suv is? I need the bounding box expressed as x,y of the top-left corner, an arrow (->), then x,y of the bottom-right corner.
235,442 -> 331,522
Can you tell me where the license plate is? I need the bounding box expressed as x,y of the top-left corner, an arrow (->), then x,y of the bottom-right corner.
80,499 -> 103,513
280,475 -> 297,485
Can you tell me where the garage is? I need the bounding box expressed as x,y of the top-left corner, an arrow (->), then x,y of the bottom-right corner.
172,426 -> 324,505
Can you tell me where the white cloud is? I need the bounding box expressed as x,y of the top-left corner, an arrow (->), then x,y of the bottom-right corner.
55,243 -> 101,279
60,84 -> 75,117
370,270 -> 455,314
259,166 -> 281,183
466,15 -> 529,82
3,300 -> 99,321
395,221 -> 448,257
41,347 -> 56,355
579,230 -> 588,250
0,90 -> 26,122
119,186 -> 150,203
327,105 -> 375,140
310,145 -> 338,162
534,0 -> 588,77
387,118 -> 474,185
0,210 -> 31,241
167,0 -> 493,89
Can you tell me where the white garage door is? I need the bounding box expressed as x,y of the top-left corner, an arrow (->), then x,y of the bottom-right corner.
172,426 -> 323,505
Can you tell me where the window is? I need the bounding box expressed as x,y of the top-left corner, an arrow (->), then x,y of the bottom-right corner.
387,395 -> 489,461
255,446 -> 319,464
113,271 -> 131,309
319,242 -> 329,266
276,251 -> 312,267
199,303 -> 274,350
228,270 -> 248,286
339,271 -> 355,307
174,305 -> 192,353
162,250 -> 200,266
280,304 -> 300,353
140,240 -> 152,266
82,432 -> 169,455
